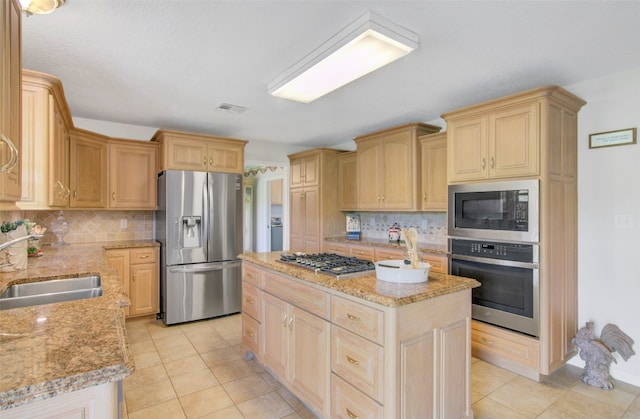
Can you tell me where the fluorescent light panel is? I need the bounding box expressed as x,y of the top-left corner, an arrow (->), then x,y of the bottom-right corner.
268,11 -> 419,103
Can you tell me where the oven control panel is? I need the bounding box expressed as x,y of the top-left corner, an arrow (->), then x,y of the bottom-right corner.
449,238 -> 535,263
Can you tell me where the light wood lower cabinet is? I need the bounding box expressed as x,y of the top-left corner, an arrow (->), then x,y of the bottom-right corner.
106,246 -> 159,318
242,261 -> 473,418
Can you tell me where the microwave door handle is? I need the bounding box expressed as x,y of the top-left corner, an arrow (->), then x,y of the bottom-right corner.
449,254 -> 538,270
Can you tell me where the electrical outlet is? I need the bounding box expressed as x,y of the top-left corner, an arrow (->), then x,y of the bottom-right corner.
120,219 -> 128,229
614,214 -> 634,230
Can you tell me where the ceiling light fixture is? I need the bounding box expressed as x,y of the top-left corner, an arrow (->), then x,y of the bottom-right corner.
20,0 -> 65,16
268,11 -> 419,104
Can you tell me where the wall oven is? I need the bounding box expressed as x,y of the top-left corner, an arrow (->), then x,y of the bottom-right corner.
449,238 -> 539,337
448,179 -> 539,243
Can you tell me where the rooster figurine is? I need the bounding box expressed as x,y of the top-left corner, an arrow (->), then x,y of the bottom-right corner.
572,322 -> 635,389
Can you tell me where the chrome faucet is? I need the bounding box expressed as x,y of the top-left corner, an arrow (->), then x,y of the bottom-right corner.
0,234 -> 44,252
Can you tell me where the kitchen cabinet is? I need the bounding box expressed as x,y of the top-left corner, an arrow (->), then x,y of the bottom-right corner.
336,151 -> 357,211
270,178 -> 283,205
288,148 -> 345,253
443,85 -> 586,379
444,95 -> 541,182
152,129 -> 247,174
0,0 -> 21,203
241,259 -> 474,418
257,269 -> 331,417
355,123 -> 440,210
106,246 -> 159,317
69,128 -> 108,208
108,138 -> 158,209
420,132 -> 448,211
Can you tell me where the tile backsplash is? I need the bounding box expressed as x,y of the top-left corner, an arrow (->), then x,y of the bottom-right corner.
355,212 -> 447,244
2,210 -> 154,245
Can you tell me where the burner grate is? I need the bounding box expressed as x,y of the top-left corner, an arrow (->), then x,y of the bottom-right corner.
279,253 -> 375,279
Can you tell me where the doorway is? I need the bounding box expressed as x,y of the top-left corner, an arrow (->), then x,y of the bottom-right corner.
269,179 -> 284,251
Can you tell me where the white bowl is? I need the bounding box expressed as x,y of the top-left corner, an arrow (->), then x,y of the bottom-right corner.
374,260 -> 430,283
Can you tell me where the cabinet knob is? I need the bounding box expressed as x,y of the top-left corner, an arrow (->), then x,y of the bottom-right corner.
246,297 -> 254,304
132,273 -> 136,282
282,314 -> 288,328
346,355 -> 360,365
346,313 -> 360,321
288,317 -> 294,331
481,158 -> 486,170
112,192 -> 116,200
74,190 -> 78,198
490,156 -> 495,169
346,408 -> 359,419
423,193 -> 427,201
209,157 -> 213,166
247,331 -> 254,338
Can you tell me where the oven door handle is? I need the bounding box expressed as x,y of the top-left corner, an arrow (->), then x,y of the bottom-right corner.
449,254 -> 539,270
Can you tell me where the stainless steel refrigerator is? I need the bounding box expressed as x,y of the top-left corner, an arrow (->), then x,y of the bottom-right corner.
155,170 -> 243,325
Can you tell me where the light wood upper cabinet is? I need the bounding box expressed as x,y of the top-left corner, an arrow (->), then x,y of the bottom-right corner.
152,129 -> 247,174
50,97 -> 71,207
420,132 -> 448,211
270,178 -> 283,205
337,151 -> 357,211
290,152 -> 319,188
108,139 -> 158,209
69,128 -> 108,208
355,123 -> 440,210
0,0 -> 21,203
444,91 -> 544,183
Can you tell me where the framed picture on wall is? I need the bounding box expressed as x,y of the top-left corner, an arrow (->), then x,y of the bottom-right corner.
589,127 -> 637,149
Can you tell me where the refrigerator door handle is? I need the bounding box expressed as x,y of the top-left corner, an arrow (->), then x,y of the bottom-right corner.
168,260 -> 242,274
202,180 -> 209,254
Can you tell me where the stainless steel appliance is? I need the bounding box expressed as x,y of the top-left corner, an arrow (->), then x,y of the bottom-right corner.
449,238 -> 539,337
448,179 -> 539,243
279,253 -> 375,279
270,217 -> 283,251
156,170 -> 243,325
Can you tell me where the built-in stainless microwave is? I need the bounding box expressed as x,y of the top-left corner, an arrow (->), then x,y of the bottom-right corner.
448,179 -> 539,243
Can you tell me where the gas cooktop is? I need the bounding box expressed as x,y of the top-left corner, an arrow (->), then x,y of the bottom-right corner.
279,253 -> 375,279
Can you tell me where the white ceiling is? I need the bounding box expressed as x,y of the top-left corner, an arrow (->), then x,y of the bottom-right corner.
20,0 -> 640,149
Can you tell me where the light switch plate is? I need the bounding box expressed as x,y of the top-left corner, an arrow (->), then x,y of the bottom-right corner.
120,219 -> 128,229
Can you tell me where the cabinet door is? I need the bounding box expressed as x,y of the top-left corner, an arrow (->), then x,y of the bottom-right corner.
50,99 -> 70,207
381,132 -> 414,209
166,137 -> 208,171
357,140 -> 382,209
289,306 -> 330,417
421,134 -> 448,211
0,0 -> 21,202
289,189 -> 305,251
302,187 -> 320,253
489,102 -> 539,179
337,152 -> 357,211
109,142 -> 157,209
130,262 -> 159,316
290,154 -> 319,188
260,292 -> 289,380
290,158 -> 305,188
69,132 -> 107,208
207,142 -> 244,173
448,116 -> 488,182
106,249 -> 130,316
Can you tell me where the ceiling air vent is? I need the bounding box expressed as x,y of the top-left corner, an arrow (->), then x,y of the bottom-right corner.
215,103 -> 248,114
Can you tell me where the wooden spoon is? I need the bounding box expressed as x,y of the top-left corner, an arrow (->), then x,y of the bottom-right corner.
408,228 -> 419,268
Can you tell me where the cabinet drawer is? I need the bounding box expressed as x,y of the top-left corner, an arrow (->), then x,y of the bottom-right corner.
242,263 -> 262,286
263,272 -> 330,320
324,241 -> 348,256
374,247 -> 404,261
471,321 -> 540,373
332,326 -> 384,403
242,314 -> 260,354
332,295 -> 384,345
349,245 -> 375,260
242,282 -> 260,320
332,373 -> 383,419
422,253 -> 447,274
130,247 -> 158,264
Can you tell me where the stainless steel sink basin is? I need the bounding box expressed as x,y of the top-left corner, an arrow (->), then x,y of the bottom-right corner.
0,275 -> 102,310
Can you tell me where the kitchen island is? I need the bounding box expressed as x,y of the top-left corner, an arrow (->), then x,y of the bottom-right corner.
240,251 -> 480,419
0,241 -> 156,415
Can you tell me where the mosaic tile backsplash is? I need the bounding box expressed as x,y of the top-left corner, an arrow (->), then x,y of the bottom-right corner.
356,212 -> 447,244
1,210 -> 154,245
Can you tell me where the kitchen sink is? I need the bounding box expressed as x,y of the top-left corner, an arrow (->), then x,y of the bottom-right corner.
0,275 -> 102,310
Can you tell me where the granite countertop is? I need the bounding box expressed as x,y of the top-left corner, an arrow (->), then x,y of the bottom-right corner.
240,252 -> 479,308
0,240 -> 158,410
324,236 -> 448,255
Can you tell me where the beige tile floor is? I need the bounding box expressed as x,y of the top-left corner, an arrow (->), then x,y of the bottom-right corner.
124,314 -> 640,418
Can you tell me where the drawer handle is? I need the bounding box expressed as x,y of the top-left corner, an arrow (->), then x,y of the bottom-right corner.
346,355 -> 360,365
282,314 -> 288,328
346,313 -> 360,321
346,408 -> 359,419
481,337 -> 495,346
247,331 -> 254,338
138,255 -> 150,259
288,317 -> 294,331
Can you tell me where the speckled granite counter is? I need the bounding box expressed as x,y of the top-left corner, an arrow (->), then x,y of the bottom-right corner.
324,236 -> 448,255
0,240 -> 158,410
239,251 -> 479,307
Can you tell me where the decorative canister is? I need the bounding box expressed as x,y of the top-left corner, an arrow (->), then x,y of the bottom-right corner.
388,223 -> 401,242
